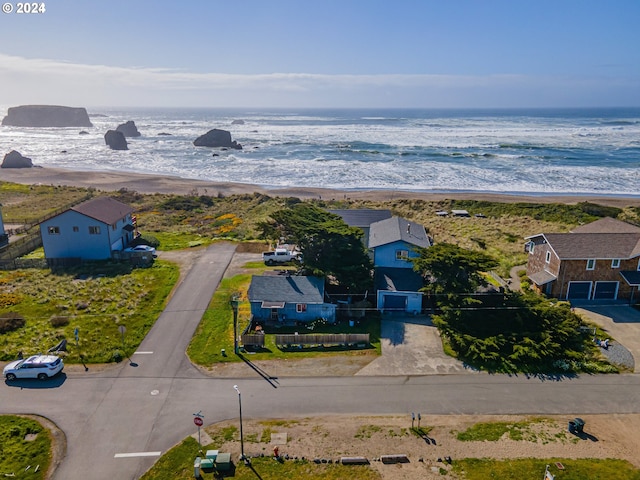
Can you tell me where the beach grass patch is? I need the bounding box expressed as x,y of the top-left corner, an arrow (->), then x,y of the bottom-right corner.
0,261 -> 178,362
453,457 -> 640,480
0,415 -> 52,480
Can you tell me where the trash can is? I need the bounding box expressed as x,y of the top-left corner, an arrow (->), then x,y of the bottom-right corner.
193,456 -> 201,478
568,420 -> 576,434
574,418 -> 585,434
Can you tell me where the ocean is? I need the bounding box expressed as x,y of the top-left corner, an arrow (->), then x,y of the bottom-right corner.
1,107 -> 639,196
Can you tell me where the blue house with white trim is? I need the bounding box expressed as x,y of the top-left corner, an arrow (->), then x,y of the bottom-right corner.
248,275 -> 336,324
40,197 -> 136,261
368,216 -> 433,313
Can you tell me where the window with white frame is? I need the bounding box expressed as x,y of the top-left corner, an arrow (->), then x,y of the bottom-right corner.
586,259 -> 596,270
528,242 -> 535,254
296,303 -> 307,313
611,259 -> 620,268
545,251 -> 551,263
48,226 -> 60,235
88,226 -> 101,235
396,249 -> 409,261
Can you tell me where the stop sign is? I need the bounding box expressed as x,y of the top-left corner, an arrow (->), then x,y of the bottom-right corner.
194,417 -> 203,427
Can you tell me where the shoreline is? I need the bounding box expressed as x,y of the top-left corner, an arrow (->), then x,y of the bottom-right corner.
2,166 -> 640,207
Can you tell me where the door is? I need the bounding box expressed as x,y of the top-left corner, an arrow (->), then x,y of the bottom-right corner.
593,282 -> 618,299
567,281 -> 591,299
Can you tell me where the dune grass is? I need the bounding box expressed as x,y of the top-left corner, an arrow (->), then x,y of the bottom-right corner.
0,415 -> 52,480
0,260 -> 179,362
454,458 -> 640,480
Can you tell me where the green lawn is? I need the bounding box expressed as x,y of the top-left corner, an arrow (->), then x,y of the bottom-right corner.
187,272 -> 380,366
0,260 -> 179,362
139,437 -> 381,480
454,458 -> 640,480
0,415 -> 52,480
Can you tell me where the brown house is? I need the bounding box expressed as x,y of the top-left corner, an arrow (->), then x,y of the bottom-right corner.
525,217 -> 640,302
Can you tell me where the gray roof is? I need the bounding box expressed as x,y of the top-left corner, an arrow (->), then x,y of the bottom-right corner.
571,217 -> 640,234
248,275 -> 325,304
328,209 -> 392,228
71,197 -> 134,225
528,270 -> 557,286
620,271 -> 640,286
542,232 -> 640,259
368,216 -> 432,249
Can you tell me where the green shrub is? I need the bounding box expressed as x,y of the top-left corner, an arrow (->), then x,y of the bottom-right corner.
0,312 -> 26,334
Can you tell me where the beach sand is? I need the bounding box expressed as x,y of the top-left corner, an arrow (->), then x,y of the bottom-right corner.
1,166 -> 639,207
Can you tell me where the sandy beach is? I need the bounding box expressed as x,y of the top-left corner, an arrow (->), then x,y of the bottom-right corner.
2,166 -> 639,207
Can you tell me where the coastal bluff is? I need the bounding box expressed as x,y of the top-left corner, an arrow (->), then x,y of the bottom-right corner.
2,105 -> 93,128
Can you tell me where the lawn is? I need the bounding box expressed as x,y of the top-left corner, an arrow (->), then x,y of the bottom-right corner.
139,436 -> 382,480
454,458 -> 640,480
0,260 -> 179,362
0,415 -> 52,480
187,271 -> 380,366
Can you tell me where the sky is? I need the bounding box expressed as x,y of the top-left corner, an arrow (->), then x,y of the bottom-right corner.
0,0 -> 639,109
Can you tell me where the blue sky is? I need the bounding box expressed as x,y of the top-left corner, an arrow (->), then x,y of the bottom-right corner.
1,0 -> 639,108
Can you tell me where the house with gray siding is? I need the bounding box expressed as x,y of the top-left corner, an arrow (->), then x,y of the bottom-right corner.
248,275 -> 336,324
526,217 -> 640,302
40,197 -> 136,261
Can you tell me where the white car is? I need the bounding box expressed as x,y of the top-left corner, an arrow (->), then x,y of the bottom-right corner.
3,355 -> 64,381
125,245 -> 157,256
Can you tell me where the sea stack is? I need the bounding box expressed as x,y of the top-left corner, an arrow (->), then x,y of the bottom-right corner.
104,130 -> 128,150
1,150 -> 33,168
2,105 -> 93,127
193,128 -> 242,149
116,120 -> 141,137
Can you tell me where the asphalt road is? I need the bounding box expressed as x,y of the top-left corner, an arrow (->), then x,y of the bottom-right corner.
2,244 -> 640,480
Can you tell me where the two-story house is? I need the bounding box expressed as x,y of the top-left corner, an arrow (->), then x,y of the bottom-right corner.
368,216 -> 433,313
525,217 -> 640,302
40,196 -> 136,262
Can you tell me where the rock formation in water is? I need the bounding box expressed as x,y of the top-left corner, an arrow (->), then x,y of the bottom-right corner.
2,105 -> 93,127
104,130 -> 128,150
1,150 -> 33,168
193,129 -> 242,149
116,120 -> 141,137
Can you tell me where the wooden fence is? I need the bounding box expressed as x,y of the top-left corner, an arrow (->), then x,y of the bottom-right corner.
241,334 -> 266,348
275,333 -> 370,349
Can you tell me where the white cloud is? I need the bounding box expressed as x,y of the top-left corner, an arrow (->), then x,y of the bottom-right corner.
0,53 -> 637,108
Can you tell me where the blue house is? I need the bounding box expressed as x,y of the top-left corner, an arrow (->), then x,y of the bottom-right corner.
248,275 -> 336,324
40,197 -> 136,261
368,216 -> 432,313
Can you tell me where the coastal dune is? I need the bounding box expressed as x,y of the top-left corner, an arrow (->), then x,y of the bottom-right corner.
1,166 -> 639,207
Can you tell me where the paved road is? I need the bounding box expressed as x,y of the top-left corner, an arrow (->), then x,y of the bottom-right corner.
3,247 -> 640,480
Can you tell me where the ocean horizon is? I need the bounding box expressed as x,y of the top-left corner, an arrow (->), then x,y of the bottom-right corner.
1,106 -> 639,197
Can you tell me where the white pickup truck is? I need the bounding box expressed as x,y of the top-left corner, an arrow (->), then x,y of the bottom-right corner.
262,248 -> 300,265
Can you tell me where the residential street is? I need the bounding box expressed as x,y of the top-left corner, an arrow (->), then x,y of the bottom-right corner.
2,244 -> 640,480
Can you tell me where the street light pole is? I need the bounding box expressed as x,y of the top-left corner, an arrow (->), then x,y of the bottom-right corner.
233,385 -> 248,464
231,296 -> 239,354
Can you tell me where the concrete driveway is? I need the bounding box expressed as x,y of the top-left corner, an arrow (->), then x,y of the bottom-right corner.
573,301 -> 640,373
356,314 -> 473,376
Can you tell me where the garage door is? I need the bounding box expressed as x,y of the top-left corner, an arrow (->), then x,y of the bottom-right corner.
594,282 -> 618,299
567,282 -> 591,299
382,294 -> 407,311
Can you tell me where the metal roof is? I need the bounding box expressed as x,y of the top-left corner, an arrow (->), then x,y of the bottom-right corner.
328,209 -> 393,228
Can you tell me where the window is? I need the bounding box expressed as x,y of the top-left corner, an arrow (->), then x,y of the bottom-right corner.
528,242 -> 535,254
48,226 -> 60,235
88,226 -> 101,235
396,249 -> 409,261
296,304 -> 307,313
611,259 -> 620,268
545,251 -> 551,263
586,259 -> 595,270
72,226 -> 79,232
